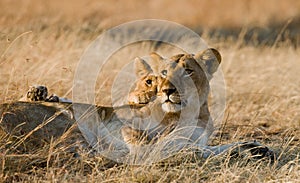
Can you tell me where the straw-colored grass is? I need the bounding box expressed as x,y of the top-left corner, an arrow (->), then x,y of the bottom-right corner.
0,0 -> 299,182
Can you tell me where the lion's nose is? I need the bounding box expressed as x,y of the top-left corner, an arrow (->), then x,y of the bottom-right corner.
162,88 -> 176,96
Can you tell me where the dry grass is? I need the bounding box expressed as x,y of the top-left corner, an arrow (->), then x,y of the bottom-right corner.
0,0 -> 300,182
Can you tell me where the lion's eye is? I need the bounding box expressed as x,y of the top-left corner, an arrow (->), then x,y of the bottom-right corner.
161,70 -> 167,77
146,79 -> 152,85
185,69 -> 193,76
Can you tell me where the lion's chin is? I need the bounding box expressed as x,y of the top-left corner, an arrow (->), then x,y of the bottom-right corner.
162,102 -> 182,113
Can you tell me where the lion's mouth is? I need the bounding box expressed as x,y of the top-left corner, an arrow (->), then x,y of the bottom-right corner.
161,97 -> 187,113
165,98 -> 179,104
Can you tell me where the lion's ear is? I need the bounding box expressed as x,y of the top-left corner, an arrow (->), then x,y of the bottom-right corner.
148,52 -> 164,73
134,57 -> 153,77
150,52 -> 163,62
195,48 -> 222,75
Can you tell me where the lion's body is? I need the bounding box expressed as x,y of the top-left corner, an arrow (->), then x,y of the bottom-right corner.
0,101 -> 154,158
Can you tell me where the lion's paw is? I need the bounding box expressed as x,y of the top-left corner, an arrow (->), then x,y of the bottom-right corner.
24,85 -> 48,102
233,140 -> 275,161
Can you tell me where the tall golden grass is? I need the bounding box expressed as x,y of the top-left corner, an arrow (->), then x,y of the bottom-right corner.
0,0 -> 299,182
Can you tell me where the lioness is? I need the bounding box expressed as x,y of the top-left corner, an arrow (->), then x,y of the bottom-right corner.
122,48 -> 272,161
121,49 -> 219,153
0,49 -> 272,164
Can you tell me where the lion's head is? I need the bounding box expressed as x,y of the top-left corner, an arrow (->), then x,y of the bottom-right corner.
157,48 -> 221,115
127,53 -> 163,105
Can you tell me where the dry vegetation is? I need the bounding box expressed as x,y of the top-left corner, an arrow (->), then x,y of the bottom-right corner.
0,0 -> 299,182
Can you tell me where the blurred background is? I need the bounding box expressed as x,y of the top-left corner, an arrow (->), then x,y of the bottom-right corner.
1,0 -> 299,46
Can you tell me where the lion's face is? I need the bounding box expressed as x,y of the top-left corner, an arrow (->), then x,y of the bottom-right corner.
156,54 -> 209,113
128,74 -> 158,105
157,49 -> 221,114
